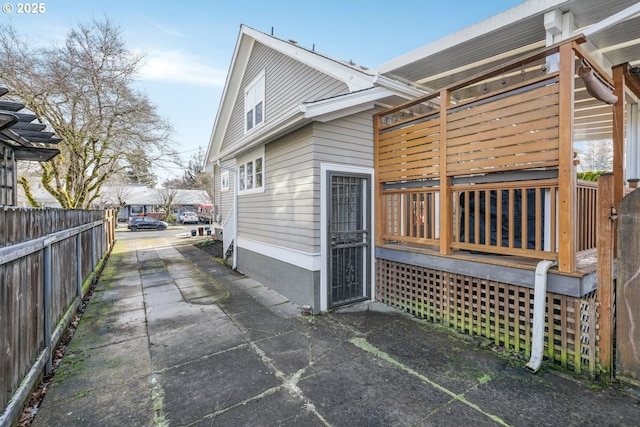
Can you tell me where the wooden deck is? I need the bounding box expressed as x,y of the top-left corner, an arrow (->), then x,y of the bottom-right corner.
372,35 -> 640,380
373,37 -> 618,276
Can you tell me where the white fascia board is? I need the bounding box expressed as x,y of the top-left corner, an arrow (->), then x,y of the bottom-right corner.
302,85 -> 425,122
374,75 -> 428,98
378,0 -> 569,75
307,103 -> 376,123
302,87 -> 389,119
242,25 -> 375,91
206,31 -> 254,165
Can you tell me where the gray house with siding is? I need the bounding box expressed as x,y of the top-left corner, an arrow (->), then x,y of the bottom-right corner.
205,25 -> 423,313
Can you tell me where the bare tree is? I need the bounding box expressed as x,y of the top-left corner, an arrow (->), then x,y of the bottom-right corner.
0,19 -> 177,209
578,140 -> 613,172
95,172 -> 134,209
183,148 -> 214,206
155,187 -> 185,222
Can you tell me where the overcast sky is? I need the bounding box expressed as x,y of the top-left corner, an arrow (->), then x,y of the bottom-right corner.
2,0 -> 525,184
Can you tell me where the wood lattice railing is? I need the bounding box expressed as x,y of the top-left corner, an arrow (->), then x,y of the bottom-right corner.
376,259 -> 598,375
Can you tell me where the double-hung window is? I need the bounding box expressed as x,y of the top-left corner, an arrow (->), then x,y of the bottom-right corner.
237,146 -> 265,194
245,71 -> 265,132
220,170 -> 230,192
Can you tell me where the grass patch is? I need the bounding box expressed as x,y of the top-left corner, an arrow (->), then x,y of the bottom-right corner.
75,390 -> 90,398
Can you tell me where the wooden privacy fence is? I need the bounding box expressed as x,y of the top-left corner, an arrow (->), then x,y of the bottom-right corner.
614,186 -> 640,383
376,73 -> 563,262
375,38 -> 608,272
0,207 -> 116,427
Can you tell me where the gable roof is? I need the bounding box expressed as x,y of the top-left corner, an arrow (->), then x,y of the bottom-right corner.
205,25 -> 423,164
379,0 -> 640,90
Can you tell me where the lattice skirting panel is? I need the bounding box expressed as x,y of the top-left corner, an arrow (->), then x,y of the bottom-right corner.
376,259 -> 599,376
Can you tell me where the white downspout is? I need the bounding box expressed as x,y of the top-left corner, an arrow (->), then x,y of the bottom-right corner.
526,260 -> 557,373
233,171 -> 238,270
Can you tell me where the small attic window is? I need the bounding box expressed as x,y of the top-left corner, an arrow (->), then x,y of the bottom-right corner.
244,70 -> 265,132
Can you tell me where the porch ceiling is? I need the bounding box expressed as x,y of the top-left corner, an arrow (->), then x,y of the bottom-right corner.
380,0 -> 640,91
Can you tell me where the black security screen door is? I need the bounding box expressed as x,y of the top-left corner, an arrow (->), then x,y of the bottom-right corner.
328,173 -> 370,308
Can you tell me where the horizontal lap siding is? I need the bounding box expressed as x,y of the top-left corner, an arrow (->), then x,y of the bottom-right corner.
446,83 -> 559,175
238,111 -> 377,255
214,158 -> 236,222
220,41 -> 349,154
239,126 -> 319,253
313,111 -> 376,167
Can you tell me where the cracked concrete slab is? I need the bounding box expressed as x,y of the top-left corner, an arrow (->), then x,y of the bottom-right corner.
159,345 -> 282,426
149,315 -> 245,368
32,234 -> 640,427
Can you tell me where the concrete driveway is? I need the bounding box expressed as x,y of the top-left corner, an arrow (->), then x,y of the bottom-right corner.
31,232 -> 640,426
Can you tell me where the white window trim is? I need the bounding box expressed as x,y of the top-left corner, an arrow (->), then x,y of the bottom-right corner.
221,170 -> 230,192
237,145 -> 265,195
244,70 -> 265,133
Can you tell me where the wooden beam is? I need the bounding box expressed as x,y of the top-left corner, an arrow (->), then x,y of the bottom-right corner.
439,90 -> 452,255
596,173 -> 615,381
572,42 -> 614,87
557,43 -> 576,273
622,64 -> 640,100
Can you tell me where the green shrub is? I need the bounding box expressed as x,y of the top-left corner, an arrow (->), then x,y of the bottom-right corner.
577,171 -> 611,181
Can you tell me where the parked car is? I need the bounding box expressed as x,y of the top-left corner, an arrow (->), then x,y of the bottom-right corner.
179,211 -> 199,224
128,217 -> 168,231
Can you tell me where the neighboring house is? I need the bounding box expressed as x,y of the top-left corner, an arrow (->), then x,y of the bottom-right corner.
97,185 -> 211,221
0,87 -> 60,206
205,25 -> 424,313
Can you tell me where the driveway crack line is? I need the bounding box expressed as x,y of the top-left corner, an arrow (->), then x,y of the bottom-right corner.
350,337 -> 510,427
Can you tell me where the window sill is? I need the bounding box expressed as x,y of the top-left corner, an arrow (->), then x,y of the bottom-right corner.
238,187 -> 265,196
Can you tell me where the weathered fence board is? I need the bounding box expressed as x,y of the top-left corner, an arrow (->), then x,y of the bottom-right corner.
0,208 -> 116,426
616,188 -> 640,383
